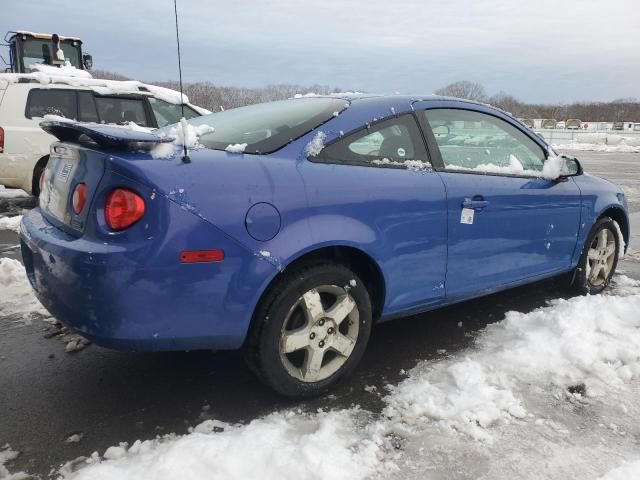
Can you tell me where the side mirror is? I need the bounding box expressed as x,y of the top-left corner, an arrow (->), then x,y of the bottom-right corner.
559,155 -> 582,177
82,53 -> 93,70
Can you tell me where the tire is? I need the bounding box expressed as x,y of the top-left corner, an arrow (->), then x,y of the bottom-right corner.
244,263 -> 372,398
31,157 -> 48,197
571,217 -> 620,295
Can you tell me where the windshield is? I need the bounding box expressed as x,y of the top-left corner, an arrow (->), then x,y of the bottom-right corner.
162,97 -> 348,154
20,38 -> 82,70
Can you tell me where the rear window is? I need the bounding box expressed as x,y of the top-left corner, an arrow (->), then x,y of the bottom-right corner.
26,89 -> 77,119
94,96 -> 149,126
169,98 -> 348,154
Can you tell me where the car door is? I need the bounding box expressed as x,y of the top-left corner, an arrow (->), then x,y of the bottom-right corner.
301,113 -> 448,316
415,104 -> 581,299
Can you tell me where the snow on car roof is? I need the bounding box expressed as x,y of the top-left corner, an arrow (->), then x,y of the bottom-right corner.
13,30 -> 82,42
0,69 -> 194,106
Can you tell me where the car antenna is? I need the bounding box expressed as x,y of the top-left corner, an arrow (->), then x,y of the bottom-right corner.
173,0 -> 190,163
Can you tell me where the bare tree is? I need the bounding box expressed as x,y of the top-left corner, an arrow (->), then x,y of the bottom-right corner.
88,71 -> 640,121
435,80 -> 487,102
90,69 -> 131,81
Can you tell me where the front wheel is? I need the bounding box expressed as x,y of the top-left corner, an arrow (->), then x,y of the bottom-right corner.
244,263 -> 372,398
571,217 -> 620,294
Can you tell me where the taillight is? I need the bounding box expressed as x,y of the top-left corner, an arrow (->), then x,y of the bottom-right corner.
105,188 -> 145,231
72,183 -> 87,214
0,127 -> 4,153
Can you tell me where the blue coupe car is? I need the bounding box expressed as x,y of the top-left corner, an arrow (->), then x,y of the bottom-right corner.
20,95 -> 629,397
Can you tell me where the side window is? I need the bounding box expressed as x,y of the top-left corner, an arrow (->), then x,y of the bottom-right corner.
149,97 -> 200,127
315,114 -> 429,167
422,109 -> 546,175
94,96 -> 149,126
26,89 -> 77,119
78,91 -> 99,122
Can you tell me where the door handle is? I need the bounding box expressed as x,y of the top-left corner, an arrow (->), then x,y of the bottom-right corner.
462,197 -> 490,210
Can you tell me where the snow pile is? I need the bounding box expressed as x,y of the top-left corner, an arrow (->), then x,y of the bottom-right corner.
597,460 -> 640,480
305,131 -> 327,157
0,258 -> 48,320
225,143 -> 248,153
62,410 -> 382,480
54,276 -> 640,479
28,63 -> 92,79
151,119 -> 215,159
480,289 -> 640,395
554,133 -> 640,153
0,185 -> 29,199
385,277 -> 640,442
384,358 -> 526,442
0,215 -> 22,233
0,445 -> 27,480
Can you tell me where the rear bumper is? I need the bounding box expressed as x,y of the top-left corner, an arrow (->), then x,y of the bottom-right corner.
20,207 -> 276,351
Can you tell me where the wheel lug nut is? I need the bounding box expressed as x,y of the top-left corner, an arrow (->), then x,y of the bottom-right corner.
328,327 -> 334,334
309,332 -> 315,339
319,319 -> 325,326
319,341 -> 325,348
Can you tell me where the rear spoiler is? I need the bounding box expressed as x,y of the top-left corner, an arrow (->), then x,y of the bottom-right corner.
40,120 -> 174,149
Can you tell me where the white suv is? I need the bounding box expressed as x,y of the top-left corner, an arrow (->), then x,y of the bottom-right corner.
0,73 -> 208,194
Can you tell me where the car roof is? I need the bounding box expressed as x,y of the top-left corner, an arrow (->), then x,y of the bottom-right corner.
304,93 -> 500,114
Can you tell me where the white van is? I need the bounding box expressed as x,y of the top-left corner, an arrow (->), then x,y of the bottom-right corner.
0,72 -> 208,194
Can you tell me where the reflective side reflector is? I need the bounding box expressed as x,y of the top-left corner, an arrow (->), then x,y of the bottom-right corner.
180,250 -> 225,263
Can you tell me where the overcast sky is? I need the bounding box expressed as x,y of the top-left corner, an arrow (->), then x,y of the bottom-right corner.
3,0 -> 639,103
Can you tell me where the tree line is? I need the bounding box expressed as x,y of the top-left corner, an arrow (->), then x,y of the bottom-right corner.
92,71 -> 640,122
91,69 -> 341,111
434,80 -> 640,122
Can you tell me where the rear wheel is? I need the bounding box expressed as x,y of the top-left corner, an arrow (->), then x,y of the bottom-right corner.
31,156 -> 49,197
571,217 -> 619,294
244,263 -> 372,398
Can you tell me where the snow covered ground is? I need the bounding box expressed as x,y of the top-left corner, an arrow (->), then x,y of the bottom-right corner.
0,185 -> 29,200
1,245 -> 639,479
553,133 -> 640,153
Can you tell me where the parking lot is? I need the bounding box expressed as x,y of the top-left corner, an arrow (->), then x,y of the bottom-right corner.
1,150 -> 639,478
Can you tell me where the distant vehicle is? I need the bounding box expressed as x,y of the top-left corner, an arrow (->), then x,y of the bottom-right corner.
566,119 -> 582,130
634,123 -> 640,132
521,118 -> 535,128
613,122 -> 624,131
0,74 -> 206,194
2,31 -> 92,73
20,95 -> 629,398
556,121 -> 566,129
541,118 -> 557,129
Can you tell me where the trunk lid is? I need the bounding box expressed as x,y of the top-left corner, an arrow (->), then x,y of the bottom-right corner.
38,120 -> 174,235
39,143 -> 106,234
